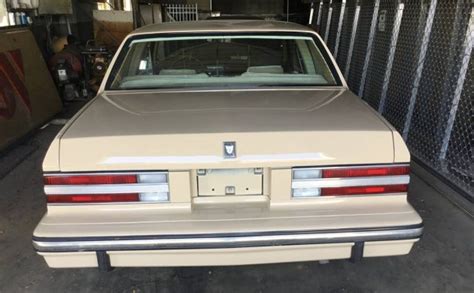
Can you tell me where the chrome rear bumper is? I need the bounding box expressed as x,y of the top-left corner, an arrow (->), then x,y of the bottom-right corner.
33,224 -> 423,253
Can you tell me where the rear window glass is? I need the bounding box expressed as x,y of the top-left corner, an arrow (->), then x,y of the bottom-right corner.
108,34 -> 339,90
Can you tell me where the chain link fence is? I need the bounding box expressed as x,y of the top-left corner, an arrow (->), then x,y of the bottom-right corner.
315,0 -> 473,200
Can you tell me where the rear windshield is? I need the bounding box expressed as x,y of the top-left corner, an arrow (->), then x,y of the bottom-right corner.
107,34 -> 339,90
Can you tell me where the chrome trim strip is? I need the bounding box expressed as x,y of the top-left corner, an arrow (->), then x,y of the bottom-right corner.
291,175 -> 409,189
45,183 -> 169,195
32,226 -> 423,252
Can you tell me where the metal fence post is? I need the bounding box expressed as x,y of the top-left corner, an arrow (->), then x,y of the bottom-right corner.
439,6 -> 473,160
378,2 -> 405,113
334,0 -> 346,58
344,4 -> 361,79
317,1 -> 323,26
309,2 -> 315,24
403,0 -> 437,140
324,0 -> 333,43
358,0 -> 380,97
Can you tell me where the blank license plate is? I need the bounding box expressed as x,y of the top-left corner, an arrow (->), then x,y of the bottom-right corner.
197,168 -> 263,196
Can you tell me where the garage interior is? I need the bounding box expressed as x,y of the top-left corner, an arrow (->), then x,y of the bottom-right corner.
0,0 -> 472,291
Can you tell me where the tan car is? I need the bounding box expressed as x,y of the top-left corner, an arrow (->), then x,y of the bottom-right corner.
33,20 -> 422,270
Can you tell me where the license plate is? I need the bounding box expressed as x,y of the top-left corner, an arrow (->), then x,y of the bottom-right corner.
197,168 -> 263,196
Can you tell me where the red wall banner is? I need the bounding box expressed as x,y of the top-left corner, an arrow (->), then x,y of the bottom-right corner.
0,28 -> 61,151
0,49 -> 30,120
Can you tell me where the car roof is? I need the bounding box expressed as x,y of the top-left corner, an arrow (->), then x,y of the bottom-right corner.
130,20 -> 315,36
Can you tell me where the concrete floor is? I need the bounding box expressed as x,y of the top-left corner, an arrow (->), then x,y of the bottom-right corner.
0,118 -> 473,292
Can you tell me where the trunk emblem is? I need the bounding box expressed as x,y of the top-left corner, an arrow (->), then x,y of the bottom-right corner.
223,141 -> 236,159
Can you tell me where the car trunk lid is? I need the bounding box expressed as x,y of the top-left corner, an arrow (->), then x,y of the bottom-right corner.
58,89 -> 394,171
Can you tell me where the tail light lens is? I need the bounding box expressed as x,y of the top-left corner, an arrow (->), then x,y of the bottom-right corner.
47,194 -> 140,203
44,174 -> 137,185
321,184 -> 408,196
322,166 -> 410,178
44,172 -> 169,204
292,165 -> 409,197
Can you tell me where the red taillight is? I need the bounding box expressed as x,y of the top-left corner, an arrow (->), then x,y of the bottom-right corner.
321,184 -> 408,196
43,173 -> 169,204
322,166 -> 410,178
47,193 -> 139,203
44,174 -> 137,185
292,164 -> 410,197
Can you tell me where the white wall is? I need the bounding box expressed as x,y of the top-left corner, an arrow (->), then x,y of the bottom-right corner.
0,0 -> 9,27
